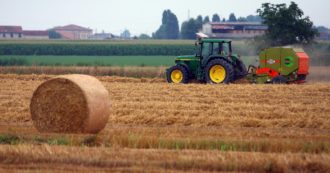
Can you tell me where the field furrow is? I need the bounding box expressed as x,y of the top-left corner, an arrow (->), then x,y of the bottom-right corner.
0,74 -> 329,172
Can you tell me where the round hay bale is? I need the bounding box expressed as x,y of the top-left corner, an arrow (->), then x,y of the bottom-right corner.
30,74 -> 110,134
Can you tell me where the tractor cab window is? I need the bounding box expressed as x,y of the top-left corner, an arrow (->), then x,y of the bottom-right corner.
202,43 -> 212,59
221,44 -> 230,55
213,43 -> 222,55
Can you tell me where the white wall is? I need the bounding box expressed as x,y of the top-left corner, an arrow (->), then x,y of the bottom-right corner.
0,33 -> 22,39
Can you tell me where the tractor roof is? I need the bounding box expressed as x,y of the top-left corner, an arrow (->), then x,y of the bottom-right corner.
200,38 -> 231,43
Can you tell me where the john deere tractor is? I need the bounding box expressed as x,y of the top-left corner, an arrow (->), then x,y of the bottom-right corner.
166,38 -> 247,84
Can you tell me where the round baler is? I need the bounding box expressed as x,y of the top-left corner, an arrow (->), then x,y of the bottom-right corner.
247,47 -> 309,84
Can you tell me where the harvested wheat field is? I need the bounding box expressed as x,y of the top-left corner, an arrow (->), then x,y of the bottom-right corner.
0,74 -> 329,172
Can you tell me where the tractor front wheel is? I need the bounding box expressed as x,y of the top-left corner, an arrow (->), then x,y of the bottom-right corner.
166,65 -> 189,84
205,59 -> 234,84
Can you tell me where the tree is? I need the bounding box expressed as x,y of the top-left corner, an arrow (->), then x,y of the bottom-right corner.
228,13 -> 237,22
196,15 -> 204,30
222,18 -> 226,22
138,34 -> 151,39
48,30 -> 61,39
153,10 -> 179,39
237,17 -> 247,22
246,15 -> 262,22
203,16 -> 210,24
212,14 -> 220,22
120,29 -> 131,39
257,2 -> 319,45
181,19 -> 198,39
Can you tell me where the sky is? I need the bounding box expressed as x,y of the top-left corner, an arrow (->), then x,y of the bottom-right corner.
0,0 -> 329,36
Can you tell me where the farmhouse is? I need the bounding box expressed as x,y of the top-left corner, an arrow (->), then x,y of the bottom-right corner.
23,30 -> 49,39
0,25 -> 49,39
202,22 -> 267,39
89,32 -> 113,40
0,26 -> 23,39
53,24 -> 92,40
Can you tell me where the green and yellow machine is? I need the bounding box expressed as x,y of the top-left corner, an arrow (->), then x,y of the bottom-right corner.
166,38 -> 309,84
247,47 -> 309,84
166,38 -> 247,84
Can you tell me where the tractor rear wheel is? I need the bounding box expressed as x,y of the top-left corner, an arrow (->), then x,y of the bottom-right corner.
166,65 -> 189,84
205,59 -> 234,84
234,59 -> 248,80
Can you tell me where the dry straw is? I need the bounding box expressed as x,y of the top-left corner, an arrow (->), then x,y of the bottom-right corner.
30,74 -> 110,134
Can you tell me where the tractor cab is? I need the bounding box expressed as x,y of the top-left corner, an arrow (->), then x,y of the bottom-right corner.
167,38 -> 247,84
195,39 -> 233,59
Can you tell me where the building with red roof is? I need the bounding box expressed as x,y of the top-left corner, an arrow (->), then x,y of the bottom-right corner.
202,22 -> 268,39
0,26 -> 23,39
53,24 -> 93,40
23,30 -> 49,39
0,25 -> 49,39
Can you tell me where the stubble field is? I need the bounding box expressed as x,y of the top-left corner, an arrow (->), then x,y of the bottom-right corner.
0,74 -> 329,172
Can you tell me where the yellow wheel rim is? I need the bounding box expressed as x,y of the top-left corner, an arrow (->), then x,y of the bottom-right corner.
171,70 -> 183,83
209,65 -> 226,83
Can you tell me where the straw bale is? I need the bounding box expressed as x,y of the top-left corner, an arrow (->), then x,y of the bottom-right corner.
30,74 -> 110,133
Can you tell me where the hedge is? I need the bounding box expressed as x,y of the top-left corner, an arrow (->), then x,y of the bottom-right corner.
0,44 -> 195,56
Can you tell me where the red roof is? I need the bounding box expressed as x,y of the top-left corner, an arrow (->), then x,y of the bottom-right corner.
0,26 -> 23,33
23,30 -> 48,36
53,24 -> 92,32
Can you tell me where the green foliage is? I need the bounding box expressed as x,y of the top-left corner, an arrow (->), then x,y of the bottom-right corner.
181,14 -> 220,39
203,16 -> 210,24
181,19 -> 198,39
0,55 -> 178,66
0,57 -> 28,66
196,15 -> 203,30
138,34 -> 151,39
237,17 -> 247,22
120,29 -> 131,39
0,43 -> 194,56
257,2 -> 319,45
212,14 -> 220,22
246,15 -> 262,22
48,29 -> 61,39
153,10 -> 179,39
229,13 -> 237,22
0,134 -> 20,144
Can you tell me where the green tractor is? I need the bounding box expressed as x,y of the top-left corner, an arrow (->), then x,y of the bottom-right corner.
166,38 -> 247,84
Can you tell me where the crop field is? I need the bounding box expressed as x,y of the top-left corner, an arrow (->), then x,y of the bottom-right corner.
0,55 -> 258,67
0,55 -> 177,66
0,66 -> 328,81
0,74 -> 329,172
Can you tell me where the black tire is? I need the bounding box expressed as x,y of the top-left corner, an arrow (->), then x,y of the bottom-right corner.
297,74 -> 307,81
271,75 -> 288,84
166,65 -> 190,84
205,59 -> 235,84
234,59 -> 248,80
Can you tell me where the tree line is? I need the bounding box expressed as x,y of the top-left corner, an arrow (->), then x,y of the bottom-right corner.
152,10 -> 261,40
148,2 -> 320,47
